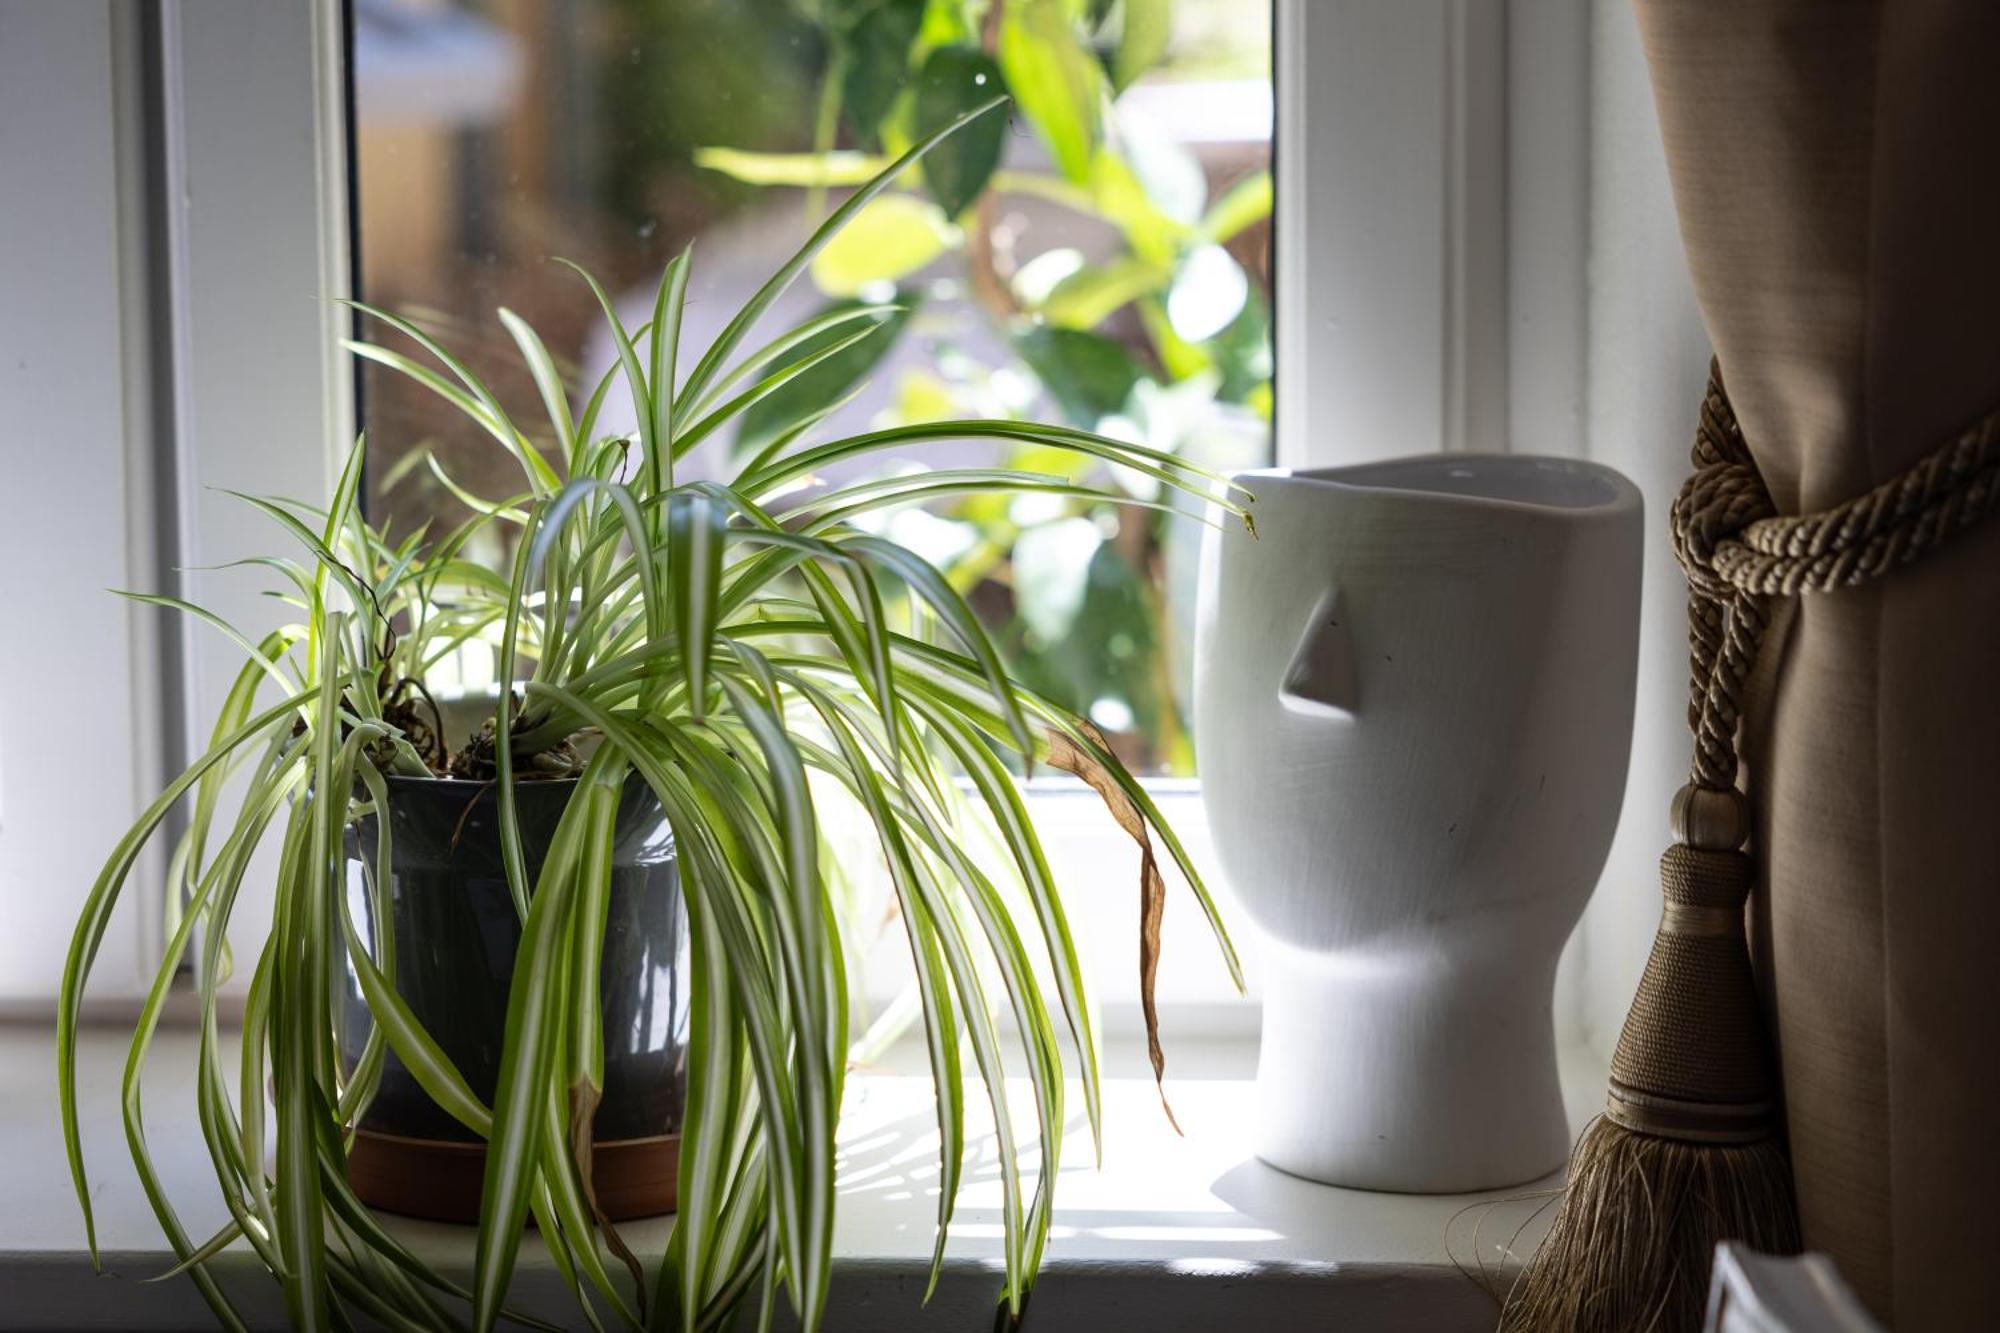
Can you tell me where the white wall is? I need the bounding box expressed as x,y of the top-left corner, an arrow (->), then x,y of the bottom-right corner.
0,1 -> 162,1004
1275,0 -> 1508,468
157,1 -> 352,992
1556,0 -> 1714,1057
0,1 -> 349,1011
1507,0 -> 1590,462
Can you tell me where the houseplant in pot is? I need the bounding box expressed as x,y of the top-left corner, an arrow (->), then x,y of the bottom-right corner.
333,755 -> 691,1228
56,100 -> 1251,1333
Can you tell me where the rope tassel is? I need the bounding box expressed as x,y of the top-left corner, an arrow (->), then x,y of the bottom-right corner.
1502,366 -> 1802,1331
1503,358 -> 2000,1330
1498,832 -> 1800,1332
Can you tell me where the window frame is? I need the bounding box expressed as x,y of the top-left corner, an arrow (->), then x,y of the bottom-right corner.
7,0 -> 1597,1031
149,0 -> 356,1004
0,1 -> 169,1010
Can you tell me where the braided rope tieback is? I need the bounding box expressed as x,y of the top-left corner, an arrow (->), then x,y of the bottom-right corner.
1610,360 -> 2000,1139
1503,360 -> 2000,1332
1671,361 -> 2000,795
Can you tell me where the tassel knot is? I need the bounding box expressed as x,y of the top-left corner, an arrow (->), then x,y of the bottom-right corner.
1669,377 -> 1775,602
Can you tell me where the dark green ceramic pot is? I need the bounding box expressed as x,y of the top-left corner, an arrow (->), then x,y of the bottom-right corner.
336,774 -> 687,1221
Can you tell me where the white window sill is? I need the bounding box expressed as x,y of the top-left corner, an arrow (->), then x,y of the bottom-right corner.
4,1026 -> 1605,1329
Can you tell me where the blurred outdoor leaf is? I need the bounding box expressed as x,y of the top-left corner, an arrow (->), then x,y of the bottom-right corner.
678,0 -> 1271,775
1199,168 -> 1273,244
736,296 -> 916,455
892,367 -> 959,423
1015,325 -> 1143,425
1246,378 -> 1274,421
1010,516 -> 1102,642
1203,287 -> 1273,402
872,504 -> 981,568
810,194 -> 958,295
914,46 -> 1009,216
1123,370 -> 1220,453
916,0 -> 979,44
1111,0 -> 1171,91
1085,151 -> 1182,263
1137,295 -> 1212,381
599,0 -> 821,222
1042,255 -> 1168,328
1011,540 -> 1169,747
1008,440 -> 1101,485
998,0 -> 1105,183
947,486 -> 1014,531
1165,242 -> 1248,343
1116,102 -> 1206,225
694,147 -> 887,186
1011,247 -> 1088,307
840,0 -> 925,147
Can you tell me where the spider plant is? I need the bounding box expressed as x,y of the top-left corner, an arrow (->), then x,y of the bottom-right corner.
57,98 -> 1252,1333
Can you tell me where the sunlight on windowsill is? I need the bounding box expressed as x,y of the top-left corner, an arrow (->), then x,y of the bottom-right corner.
4,1026 -> 1605,1329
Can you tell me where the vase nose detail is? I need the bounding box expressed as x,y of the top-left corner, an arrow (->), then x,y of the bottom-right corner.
1278,589 -> 1358,720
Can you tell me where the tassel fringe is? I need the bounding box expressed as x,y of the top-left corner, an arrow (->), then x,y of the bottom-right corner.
1498,1114 -> 1799,1332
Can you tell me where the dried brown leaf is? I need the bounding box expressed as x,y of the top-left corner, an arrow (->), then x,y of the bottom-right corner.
1043,719 -> 1182,1134
569,1080 -> 647,1317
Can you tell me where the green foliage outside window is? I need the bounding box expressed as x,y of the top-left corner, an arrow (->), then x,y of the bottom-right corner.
694,0 -> 1273,773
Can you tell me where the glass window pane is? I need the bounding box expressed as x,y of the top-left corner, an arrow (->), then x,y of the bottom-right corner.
350,0 -> 1272,775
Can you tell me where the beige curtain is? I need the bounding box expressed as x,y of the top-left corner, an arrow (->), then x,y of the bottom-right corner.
1633,2 -> 2000,1325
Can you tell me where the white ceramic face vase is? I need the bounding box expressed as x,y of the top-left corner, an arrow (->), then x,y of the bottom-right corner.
1194,456 -> 1642,1193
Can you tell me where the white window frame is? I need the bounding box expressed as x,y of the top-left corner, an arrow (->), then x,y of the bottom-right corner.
1033,0 -> 1592,1037
0,1 -> 169,1011
5,0 -> 1602,1037
155,0 -> 355,1004
0,0 -> 350,1011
